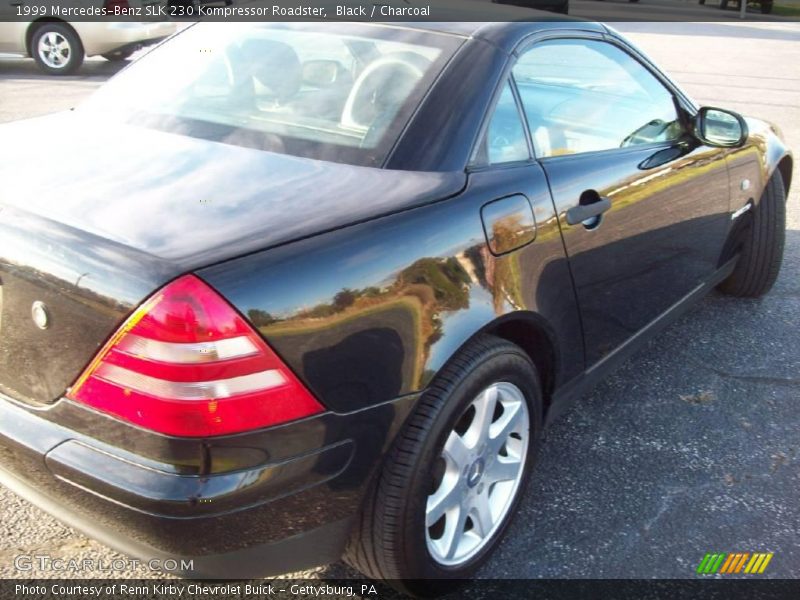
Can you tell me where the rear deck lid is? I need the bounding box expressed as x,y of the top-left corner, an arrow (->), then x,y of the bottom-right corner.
0,113 -> 465,270
0,205 -> 176,405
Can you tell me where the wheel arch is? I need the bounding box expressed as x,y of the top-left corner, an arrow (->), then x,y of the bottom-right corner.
776,154 -> 793,198
428,311 -> 561,417
26,18 -> 77,56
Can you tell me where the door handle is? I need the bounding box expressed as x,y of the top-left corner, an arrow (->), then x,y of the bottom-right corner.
566,196 -> 611,226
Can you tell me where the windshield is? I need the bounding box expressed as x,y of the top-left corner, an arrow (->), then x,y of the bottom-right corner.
81,24 -> 461,167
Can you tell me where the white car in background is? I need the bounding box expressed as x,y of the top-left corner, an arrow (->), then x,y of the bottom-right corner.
0,1 -> 176,75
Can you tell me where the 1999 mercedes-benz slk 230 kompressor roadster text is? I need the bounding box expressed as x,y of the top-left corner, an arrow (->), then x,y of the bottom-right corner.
0,20 -> 792,594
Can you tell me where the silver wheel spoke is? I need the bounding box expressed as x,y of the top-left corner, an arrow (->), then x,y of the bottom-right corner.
485,456 -> 521,484
488,399 -> 524,453
442,431 -> 470,469
470,493 -> 494,538
440,504 -> 468,561
426,472 -> 460,527
468,385 -> 498,448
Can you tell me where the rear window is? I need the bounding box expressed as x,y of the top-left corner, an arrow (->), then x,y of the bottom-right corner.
80,23 -> 461,167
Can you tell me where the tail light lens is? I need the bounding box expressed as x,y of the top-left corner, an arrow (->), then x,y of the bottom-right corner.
104,0 -> 131,10
67,275 -> 323,437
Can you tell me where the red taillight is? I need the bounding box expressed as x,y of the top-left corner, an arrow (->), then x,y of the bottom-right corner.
104,0 -> 130,10
67,275 -> 324,437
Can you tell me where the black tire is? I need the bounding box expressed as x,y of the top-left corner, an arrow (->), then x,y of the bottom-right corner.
31,22 -> 84,75
102,49 -> 134,62
345,335 -> 543,596
718,171 -> 786,298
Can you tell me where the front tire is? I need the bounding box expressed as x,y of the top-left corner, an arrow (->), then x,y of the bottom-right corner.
345,335 -> 543,596
31,23 -> 83,75
718,171 -> 786,298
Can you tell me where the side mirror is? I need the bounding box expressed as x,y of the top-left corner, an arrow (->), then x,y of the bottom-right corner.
695,107 -> 748,148
302,60 -> 343,88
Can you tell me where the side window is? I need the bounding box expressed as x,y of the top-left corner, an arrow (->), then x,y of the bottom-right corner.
476,81 -> 530,165
512,39 -> 685,158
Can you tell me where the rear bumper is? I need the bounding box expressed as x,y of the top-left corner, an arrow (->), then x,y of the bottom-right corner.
0,392 -> 417,577
0,463 -> 353,578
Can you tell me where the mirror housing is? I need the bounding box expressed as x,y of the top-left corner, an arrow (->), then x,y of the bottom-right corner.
694,107 -> 748,148
302,60 -> 344,88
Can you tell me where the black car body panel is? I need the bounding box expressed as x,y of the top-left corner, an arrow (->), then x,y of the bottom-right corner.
199,161 -> 585,412
0,114 -> 467,267
542,142 -> 732,365
0,114 -> 464,404
0,20 -> 793,578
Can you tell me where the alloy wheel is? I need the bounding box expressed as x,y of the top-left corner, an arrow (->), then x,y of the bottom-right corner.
37,31 -> 71,70
425,382 -> 530,566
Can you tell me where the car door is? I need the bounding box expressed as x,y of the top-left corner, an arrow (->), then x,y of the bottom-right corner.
512,34 -> 732,366
467,79 -> 586,384
0,2 -> 25,54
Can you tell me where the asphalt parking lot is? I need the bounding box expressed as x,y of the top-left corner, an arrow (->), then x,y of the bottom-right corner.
0,22 -> 798,584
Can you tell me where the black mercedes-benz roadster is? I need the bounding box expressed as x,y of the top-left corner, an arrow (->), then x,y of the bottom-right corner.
0,20 -> 791,593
